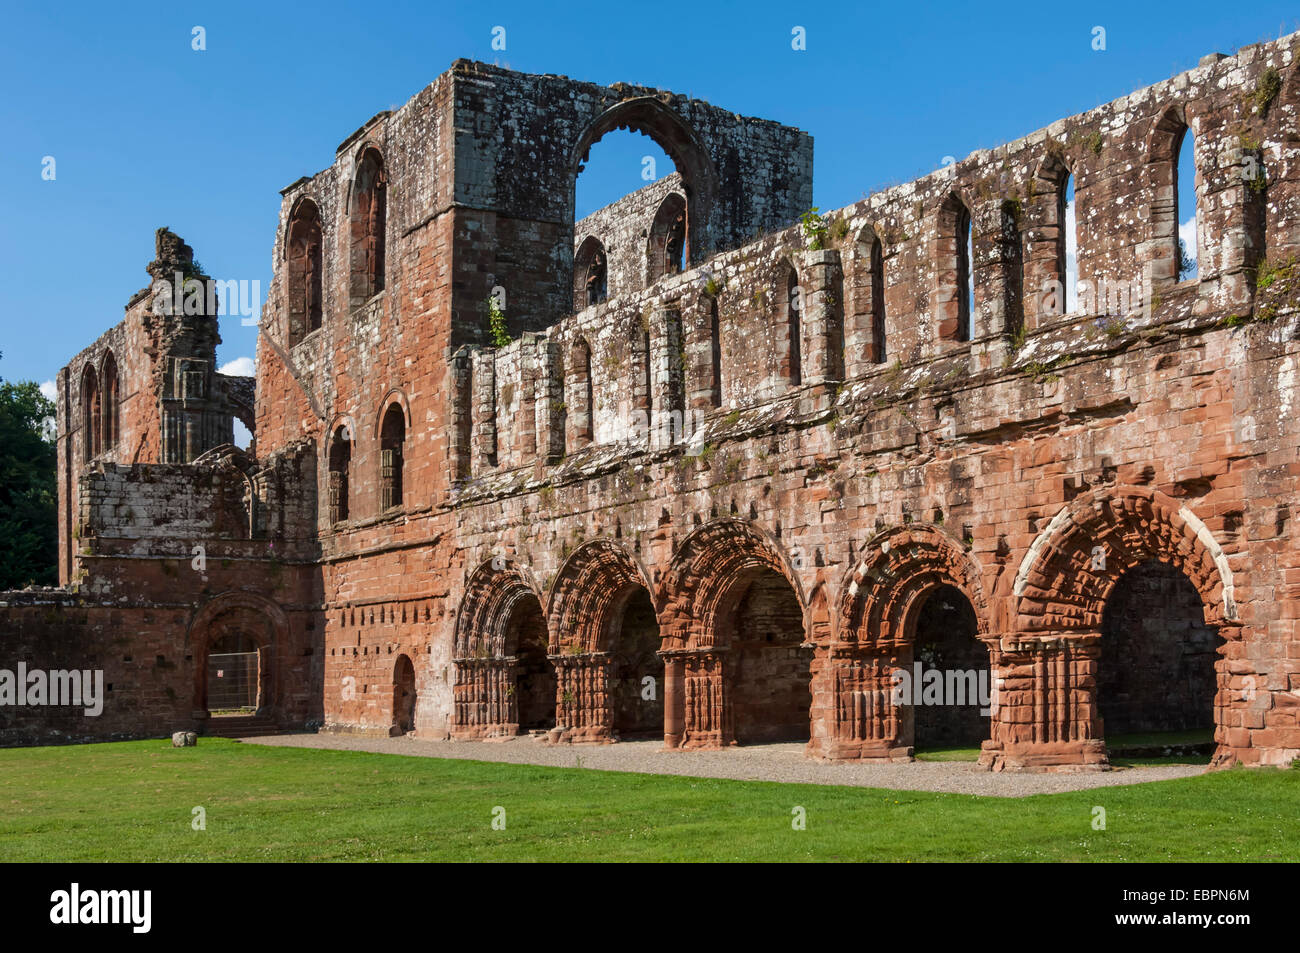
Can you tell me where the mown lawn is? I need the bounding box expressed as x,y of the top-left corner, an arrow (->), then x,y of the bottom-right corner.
0,739 -> 1296,861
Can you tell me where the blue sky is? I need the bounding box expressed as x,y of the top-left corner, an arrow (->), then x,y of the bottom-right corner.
1,0 -> 1294,402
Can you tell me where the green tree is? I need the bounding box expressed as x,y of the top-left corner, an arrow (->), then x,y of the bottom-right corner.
0,361 -> 58,589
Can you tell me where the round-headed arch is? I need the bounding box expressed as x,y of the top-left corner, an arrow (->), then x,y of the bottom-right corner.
657,518 -> 805,652
570,97 -> 718,260
546,539 -> 656,654
455,556 -> 547,659
373,388 -> 411,439
838,524 -> 990,649
187,591 -> 289,714
1013,486 -> 1237,632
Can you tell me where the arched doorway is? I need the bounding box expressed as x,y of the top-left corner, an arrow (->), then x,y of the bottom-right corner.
1099,560 -> 1220,745
503,594 -> 554,734
189,593 -> 286,729
606,587 -> 664,739
547,540 -> 661,743
723,569 -> 811,744
906,583 -> 990,751
392,654 -> 417,735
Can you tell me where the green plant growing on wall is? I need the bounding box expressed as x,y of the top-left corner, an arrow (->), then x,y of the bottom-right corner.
800,208 -> 829,251
486,294 -> 511,348
1254,67 -> 1282,117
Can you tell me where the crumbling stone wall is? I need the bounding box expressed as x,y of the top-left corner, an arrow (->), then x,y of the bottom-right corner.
15,36 -> 1300,772
574,173 -> 687,301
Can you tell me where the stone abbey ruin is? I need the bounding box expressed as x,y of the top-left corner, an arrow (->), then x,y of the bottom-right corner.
5,34 -> 1300,771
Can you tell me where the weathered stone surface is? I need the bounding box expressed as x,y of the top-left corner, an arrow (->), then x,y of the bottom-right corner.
4,39 -> 1300,773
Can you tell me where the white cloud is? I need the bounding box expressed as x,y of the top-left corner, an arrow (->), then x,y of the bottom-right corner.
1178,214 -> 1198,262
233,420 -> 252,449
218,356 -> 256,377
39,379 -> 57,402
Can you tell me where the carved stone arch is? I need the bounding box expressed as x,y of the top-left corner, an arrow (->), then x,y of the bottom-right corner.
372,388 -> 411,438
1012,486 -> 1237,632
328,413 -> 357,443
454,556 -> 546,659
570,97 -> 718,259
546,539 -> 657,654
282,195 -> 324,260
647,190 -> 688,281
657,518 -> 805,652
187,591 -> 289,722
838,524 -> 990,650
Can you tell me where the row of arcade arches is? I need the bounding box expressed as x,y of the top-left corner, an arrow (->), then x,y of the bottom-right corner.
444,487 -> 1235,763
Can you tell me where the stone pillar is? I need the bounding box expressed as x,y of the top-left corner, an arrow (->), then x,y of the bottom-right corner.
808,643 -> 911,761
470,350 -> 497,471
980,632 -> 1107,771
535,336 -> 565,469
447,348 -> 473,482
551,653 -> 612,743
451,657 -> 518,739
662,653 -> 685,748
794,249 -> 843,385
649,307 -> 686,451
679,650 -> 731,748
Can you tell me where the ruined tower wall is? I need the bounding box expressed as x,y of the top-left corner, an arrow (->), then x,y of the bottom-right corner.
574,172 -> 686,301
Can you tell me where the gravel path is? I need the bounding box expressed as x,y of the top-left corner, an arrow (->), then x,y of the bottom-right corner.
240,732 -> 1205,798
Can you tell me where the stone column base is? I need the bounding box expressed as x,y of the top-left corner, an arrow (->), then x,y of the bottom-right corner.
979,739 -> 1110,772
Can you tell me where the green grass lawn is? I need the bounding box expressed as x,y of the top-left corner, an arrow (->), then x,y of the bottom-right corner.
1,739 -> 1296,861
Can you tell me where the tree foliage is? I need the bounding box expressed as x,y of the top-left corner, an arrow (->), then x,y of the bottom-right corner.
0,361 -> 58,589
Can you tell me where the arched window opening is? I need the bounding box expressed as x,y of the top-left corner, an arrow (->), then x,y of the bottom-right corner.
870,235 -> 887,363
379,403 -> 405,511
286,200 -> 323,345
1148,108 -> 1196,289
349,149 -> 387,307
573,128 -> 681,300
80,364 -> 100,462
1176,128 -> 1199,282
708,296 -> 722,407
784,264 -> 802,387
647,191 -> 688,282
936,195 -> 973,342
328,425 -> 352,525
101,352 -> 119,451
573,236 -> 607,311
1060,173 -> 1079,313
959,206 -> 973,340
908,584 -> 989,751
1000,201 -> 1025,341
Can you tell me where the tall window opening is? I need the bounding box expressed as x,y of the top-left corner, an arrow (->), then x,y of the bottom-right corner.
379,403 -> 405,511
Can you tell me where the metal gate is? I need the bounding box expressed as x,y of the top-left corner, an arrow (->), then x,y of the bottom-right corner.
208,651 -> 259,711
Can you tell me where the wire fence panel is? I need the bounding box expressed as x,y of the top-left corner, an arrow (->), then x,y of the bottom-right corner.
208,651 -> 259,710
